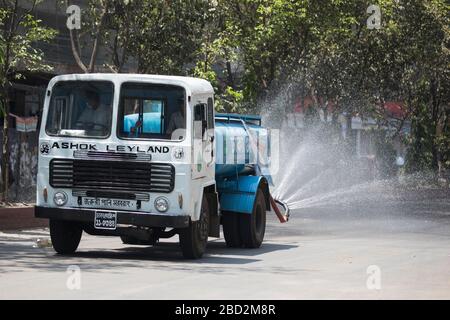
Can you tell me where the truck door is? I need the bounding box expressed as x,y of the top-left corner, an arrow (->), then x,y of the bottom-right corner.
205,97 -> 215,173
192,98 -> 214,180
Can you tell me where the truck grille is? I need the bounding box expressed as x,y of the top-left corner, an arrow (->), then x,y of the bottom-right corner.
50,159 -> 175,193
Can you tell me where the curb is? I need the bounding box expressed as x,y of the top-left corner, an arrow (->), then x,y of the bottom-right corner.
0,206 -> 48,230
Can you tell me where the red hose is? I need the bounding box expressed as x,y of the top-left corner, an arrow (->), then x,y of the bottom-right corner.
269,194 -> 289,223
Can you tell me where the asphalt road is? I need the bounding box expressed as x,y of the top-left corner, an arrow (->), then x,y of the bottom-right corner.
1,187 -> 449,299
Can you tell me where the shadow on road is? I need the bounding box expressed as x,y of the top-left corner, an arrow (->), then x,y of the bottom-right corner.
0,237 -> 298,274
76,240 -> 297,262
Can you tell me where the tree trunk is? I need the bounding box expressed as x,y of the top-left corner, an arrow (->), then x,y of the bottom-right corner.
1,93 -> 10,202
345,112 -> 352,141
226,60 -> 234,89
430,77 -> 440,174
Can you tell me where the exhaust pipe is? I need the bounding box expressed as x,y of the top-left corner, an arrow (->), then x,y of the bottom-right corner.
269,194 -> 290,223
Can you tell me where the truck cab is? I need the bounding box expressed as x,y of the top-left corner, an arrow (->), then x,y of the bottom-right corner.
36,74 -> 273,259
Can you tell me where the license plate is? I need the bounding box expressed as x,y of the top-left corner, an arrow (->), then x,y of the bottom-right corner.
94,210 -> 117,230
83,197 -> 136,209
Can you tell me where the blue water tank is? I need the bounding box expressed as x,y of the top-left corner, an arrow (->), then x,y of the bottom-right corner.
214,114 -> 270,179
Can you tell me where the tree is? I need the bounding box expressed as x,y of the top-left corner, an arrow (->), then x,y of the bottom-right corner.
68,0 -> 211,75
118,0 -> 209,74
0,0 -> 56,201
373,0 -> 450,175
55,0 -> 450,177
66,0 -> 113,73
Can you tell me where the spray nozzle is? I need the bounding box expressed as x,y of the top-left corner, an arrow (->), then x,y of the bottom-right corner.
270,194 -> 290,223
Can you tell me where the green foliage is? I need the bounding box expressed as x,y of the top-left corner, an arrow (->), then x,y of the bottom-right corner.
405,103 -> 435,173
61,0 -> 450,174
102,0 -> 210,74
0,2 -> 56,119
0,1 -> 57,97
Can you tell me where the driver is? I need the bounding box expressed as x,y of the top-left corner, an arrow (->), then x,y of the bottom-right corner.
166,97 -> 186,136
76,90 -> 111,131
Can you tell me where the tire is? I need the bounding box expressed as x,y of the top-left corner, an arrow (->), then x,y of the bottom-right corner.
49,219 -> 82,254
179,196 -> 209,259
222,211 -> 242,247
239,189 -> 266,248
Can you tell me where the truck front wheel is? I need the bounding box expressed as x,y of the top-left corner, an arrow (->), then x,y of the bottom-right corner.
239,189 -> 266,248
179,196 -> 209,259
49,219 -> 82,254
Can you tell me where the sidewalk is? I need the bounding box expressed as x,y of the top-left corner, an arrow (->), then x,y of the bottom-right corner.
0,206 -> 48,230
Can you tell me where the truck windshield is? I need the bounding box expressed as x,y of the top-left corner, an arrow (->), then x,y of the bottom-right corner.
45,81 -> 114,138
118,82 -> 186,140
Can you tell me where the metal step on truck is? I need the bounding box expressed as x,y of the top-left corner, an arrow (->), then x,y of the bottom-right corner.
35,74 -> 289,259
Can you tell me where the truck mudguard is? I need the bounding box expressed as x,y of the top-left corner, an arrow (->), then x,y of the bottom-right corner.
217,175 -> 268,214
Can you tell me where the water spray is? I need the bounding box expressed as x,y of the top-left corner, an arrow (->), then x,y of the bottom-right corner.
238,118 -> 291,224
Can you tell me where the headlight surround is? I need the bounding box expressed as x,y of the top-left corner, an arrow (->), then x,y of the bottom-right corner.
154,196 -> 169,213
53,191 -> 68,206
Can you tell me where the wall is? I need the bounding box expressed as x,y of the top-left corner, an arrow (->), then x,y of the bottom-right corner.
1,129 -> 38,203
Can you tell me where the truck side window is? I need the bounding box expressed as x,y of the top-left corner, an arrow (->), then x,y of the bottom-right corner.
194,103 -> 207,140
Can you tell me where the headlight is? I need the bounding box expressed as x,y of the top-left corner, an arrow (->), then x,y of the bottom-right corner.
53,191 -> 68,206
154,197 -> 169,213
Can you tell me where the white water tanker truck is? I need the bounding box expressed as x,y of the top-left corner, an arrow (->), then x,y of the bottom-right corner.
35,74 -> 289,259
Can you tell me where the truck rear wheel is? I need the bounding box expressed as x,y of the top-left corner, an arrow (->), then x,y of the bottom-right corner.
222,212 -> 242,247
239,189 -> 266,248
50,219 -> 82,254
179,196 -> 209,259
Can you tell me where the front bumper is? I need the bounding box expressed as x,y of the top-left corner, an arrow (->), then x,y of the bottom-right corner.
35,206 -> 190,228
